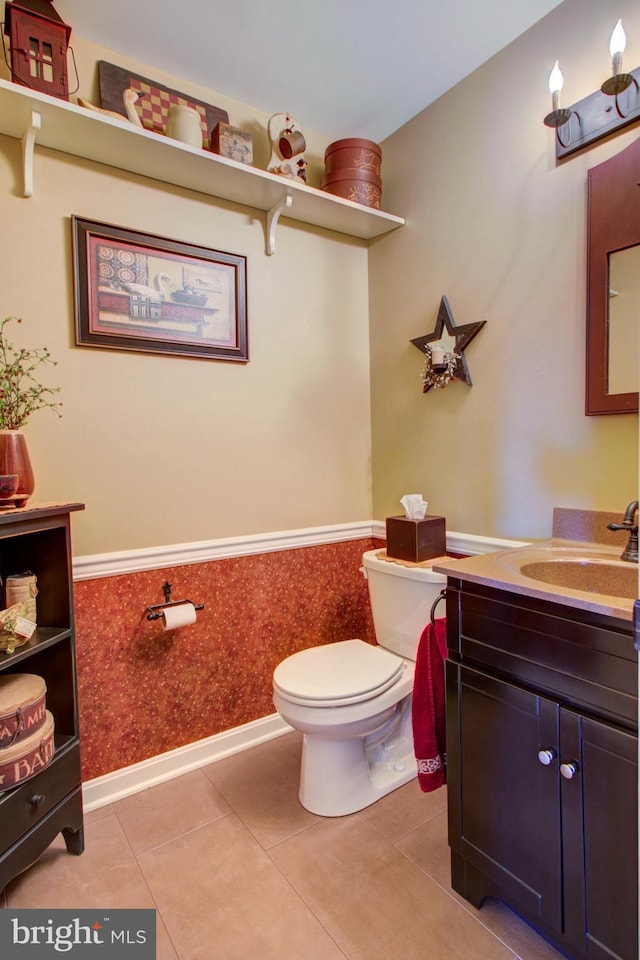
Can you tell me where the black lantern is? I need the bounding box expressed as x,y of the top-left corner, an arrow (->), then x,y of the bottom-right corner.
4,0 -> 72,100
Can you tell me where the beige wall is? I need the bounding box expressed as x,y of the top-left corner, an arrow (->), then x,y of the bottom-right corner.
0,27 -> 372,555
370,0 -> 640,541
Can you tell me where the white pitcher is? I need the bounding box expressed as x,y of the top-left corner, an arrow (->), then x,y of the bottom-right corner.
166,105 -> 202,148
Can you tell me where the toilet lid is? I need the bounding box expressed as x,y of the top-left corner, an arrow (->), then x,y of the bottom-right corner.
273,639 -> 405,706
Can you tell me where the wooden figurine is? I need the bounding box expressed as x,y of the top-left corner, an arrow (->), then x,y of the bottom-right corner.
267,112 -> 307,181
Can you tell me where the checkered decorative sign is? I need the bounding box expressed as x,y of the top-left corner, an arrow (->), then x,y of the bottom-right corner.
98,61 -> 229,151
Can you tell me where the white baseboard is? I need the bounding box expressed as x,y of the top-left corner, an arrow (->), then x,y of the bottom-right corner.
82,713 -> 293,812
73,521 -> 377,581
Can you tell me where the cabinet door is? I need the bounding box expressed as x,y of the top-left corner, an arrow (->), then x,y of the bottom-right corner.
447,662 -> 562,930
560,710 -> 638,960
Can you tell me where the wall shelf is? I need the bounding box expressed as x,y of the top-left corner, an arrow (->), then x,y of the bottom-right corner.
0,79 -> 405,254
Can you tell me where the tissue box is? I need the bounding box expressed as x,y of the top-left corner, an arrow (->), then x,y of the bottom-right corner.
385,515 -> 446,563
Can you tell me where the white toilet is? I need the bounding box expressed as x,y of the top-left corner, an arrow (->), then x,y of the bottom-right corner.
272,549 -> 447,816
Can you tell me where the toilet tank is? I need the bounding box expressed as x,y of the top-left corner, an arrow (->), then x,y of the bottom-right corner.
361,549 -> 447,661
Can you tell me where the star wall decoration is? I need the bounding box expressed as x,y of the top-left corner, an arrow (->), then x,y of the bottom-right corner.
410,295 -> 486,393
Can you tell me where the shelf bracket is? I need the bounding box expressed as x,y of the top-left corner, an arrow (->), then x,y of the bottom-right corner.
266,191 -> 293,255
21,110 -> 41,198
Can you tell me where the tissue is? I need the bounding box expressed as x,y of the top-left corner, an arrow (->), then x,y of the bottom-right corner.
161,602 -> 197,631
400,494 -> 428,520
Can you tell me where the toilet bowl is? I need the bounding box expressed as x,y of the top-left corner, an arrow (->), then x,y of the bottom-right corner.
273,549 -> 447,816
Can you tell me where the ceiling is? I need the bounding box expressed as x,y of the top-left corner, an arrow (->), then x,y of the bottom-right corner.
56,0 -> 564,142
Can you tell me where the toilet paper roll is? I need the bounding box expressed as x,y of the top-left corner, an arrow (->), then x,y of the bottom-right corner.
161,602 -> 197,631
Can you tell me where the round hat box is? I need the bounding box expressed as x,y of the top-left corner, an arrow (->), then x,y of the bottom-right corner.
0,673 -> 47,748
324,138 -> 382,180
0,709 -> 54,792
321,167 -> 382,209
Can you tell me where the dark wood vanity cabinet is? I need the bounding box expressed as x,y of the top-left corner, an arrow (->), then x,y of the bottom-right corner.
0,503 -> 85,892
445,578 -> 638,960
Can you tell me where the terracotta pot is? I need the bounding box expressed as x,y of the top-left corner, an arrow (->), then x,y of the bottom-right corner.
324,138 -> 382,179
0,430 -> 35,506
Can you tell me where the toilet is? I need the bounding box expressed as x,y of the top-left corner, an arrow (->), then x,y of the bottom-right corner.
272,549 -> 447,816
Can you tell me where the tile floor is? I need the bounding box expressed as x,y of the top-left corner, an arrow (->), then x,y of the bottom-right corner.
1,732 -> 566,960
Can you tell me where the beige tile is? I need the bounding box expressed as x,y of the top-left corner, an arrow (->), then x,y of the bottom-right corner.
114,769 -> 232,855
395,810 -> 452,887
277,730 -> 303,760
270,814 -> 517,960
3,813 -> 177,958
138,814 -> 346,960
202,737 -> 320,848
361,779 -> 447,842
5,814 -> 155,909
397,814 -> 565,960
85,803 -> 118,823
155,921 -> 180,960
475,900 -> 567,960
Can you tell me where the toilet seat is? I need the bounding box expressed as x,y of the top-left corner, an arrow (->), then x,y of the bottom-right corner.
273,639 -> 405,707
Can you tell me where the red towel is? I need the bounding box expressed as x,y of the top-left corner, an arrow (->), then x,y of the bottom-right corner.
412,617 -> 447,792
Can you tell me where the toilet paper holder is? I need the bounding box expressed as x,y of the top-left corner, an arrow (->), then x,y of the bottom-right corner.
146,580 -> 205,621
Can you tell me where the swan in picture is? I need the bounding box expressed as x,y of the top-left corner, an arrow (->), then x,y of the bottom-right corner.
77,88 -> 144,128
120,272 -> 171,300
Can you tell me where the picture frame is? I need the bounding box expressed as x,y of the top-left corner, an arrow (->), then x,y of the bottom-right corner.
72,217 -> 248,362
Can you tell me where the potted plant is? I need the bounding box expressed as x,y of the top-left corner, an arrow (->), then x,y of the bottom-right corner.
0,316 -> 62,506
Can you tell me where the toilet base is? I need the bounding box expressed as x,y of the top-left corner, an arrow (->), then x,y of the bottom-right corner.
298,700 -> 417,816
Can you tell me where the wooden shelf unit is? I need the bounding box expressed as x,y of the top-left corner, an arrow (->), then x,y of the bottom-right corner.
0,502 -> 85,892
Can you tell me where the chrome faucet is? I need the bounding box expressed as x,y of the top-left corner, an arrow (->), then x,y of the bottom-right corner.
607,501 -> 639,562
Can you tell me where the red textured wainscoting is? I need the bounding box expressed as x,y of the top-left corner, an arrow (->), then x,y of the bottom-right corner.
74,537 -> 380,781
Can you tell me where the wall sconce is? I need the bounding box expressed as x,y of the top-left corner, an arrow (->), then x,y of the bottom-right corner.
544,19 -> 640,159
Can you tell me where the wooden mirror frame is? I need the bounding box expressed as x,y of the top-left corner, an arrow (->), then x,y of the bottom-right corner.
586,135 -> 640,415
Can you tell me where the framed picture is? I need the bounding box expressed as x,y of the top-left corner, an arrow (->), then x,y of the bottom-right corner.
72,217 -> 248,362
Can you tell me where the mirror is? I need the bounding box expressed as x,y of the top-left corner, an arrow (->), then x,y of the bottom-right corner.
608,248 -> 640,395
586,134 -> 640,414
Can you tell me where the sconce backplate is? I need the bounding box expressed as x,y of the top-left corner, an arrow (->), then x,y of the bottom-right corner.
556,66 -> 640,160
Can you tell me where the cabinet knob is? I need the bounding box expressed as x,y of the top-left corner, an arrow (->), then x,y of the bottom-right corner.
537,748 -> 557,765
29,793 -> 45,807
560,761 -> 580,780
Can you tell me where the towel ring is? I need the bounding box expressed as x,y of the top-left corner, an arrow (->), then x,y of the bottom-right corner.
430,588 -> 447,630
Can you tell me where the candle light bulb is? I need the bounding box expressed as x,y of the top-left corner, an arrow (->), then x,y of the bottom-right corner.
548,60 -> 564,113
601,18 -> 632,94
548,60 -> 564,94
610,19 -> 626,58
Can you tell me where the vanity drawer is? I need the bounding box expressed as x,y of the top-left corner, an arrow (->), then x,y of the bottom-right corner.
448,582 -> 637,727
0,738 -> 81,850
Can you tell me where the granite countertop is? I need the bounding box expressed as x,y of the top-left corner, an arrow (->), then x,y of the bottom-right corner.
432,508 -> 637,623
